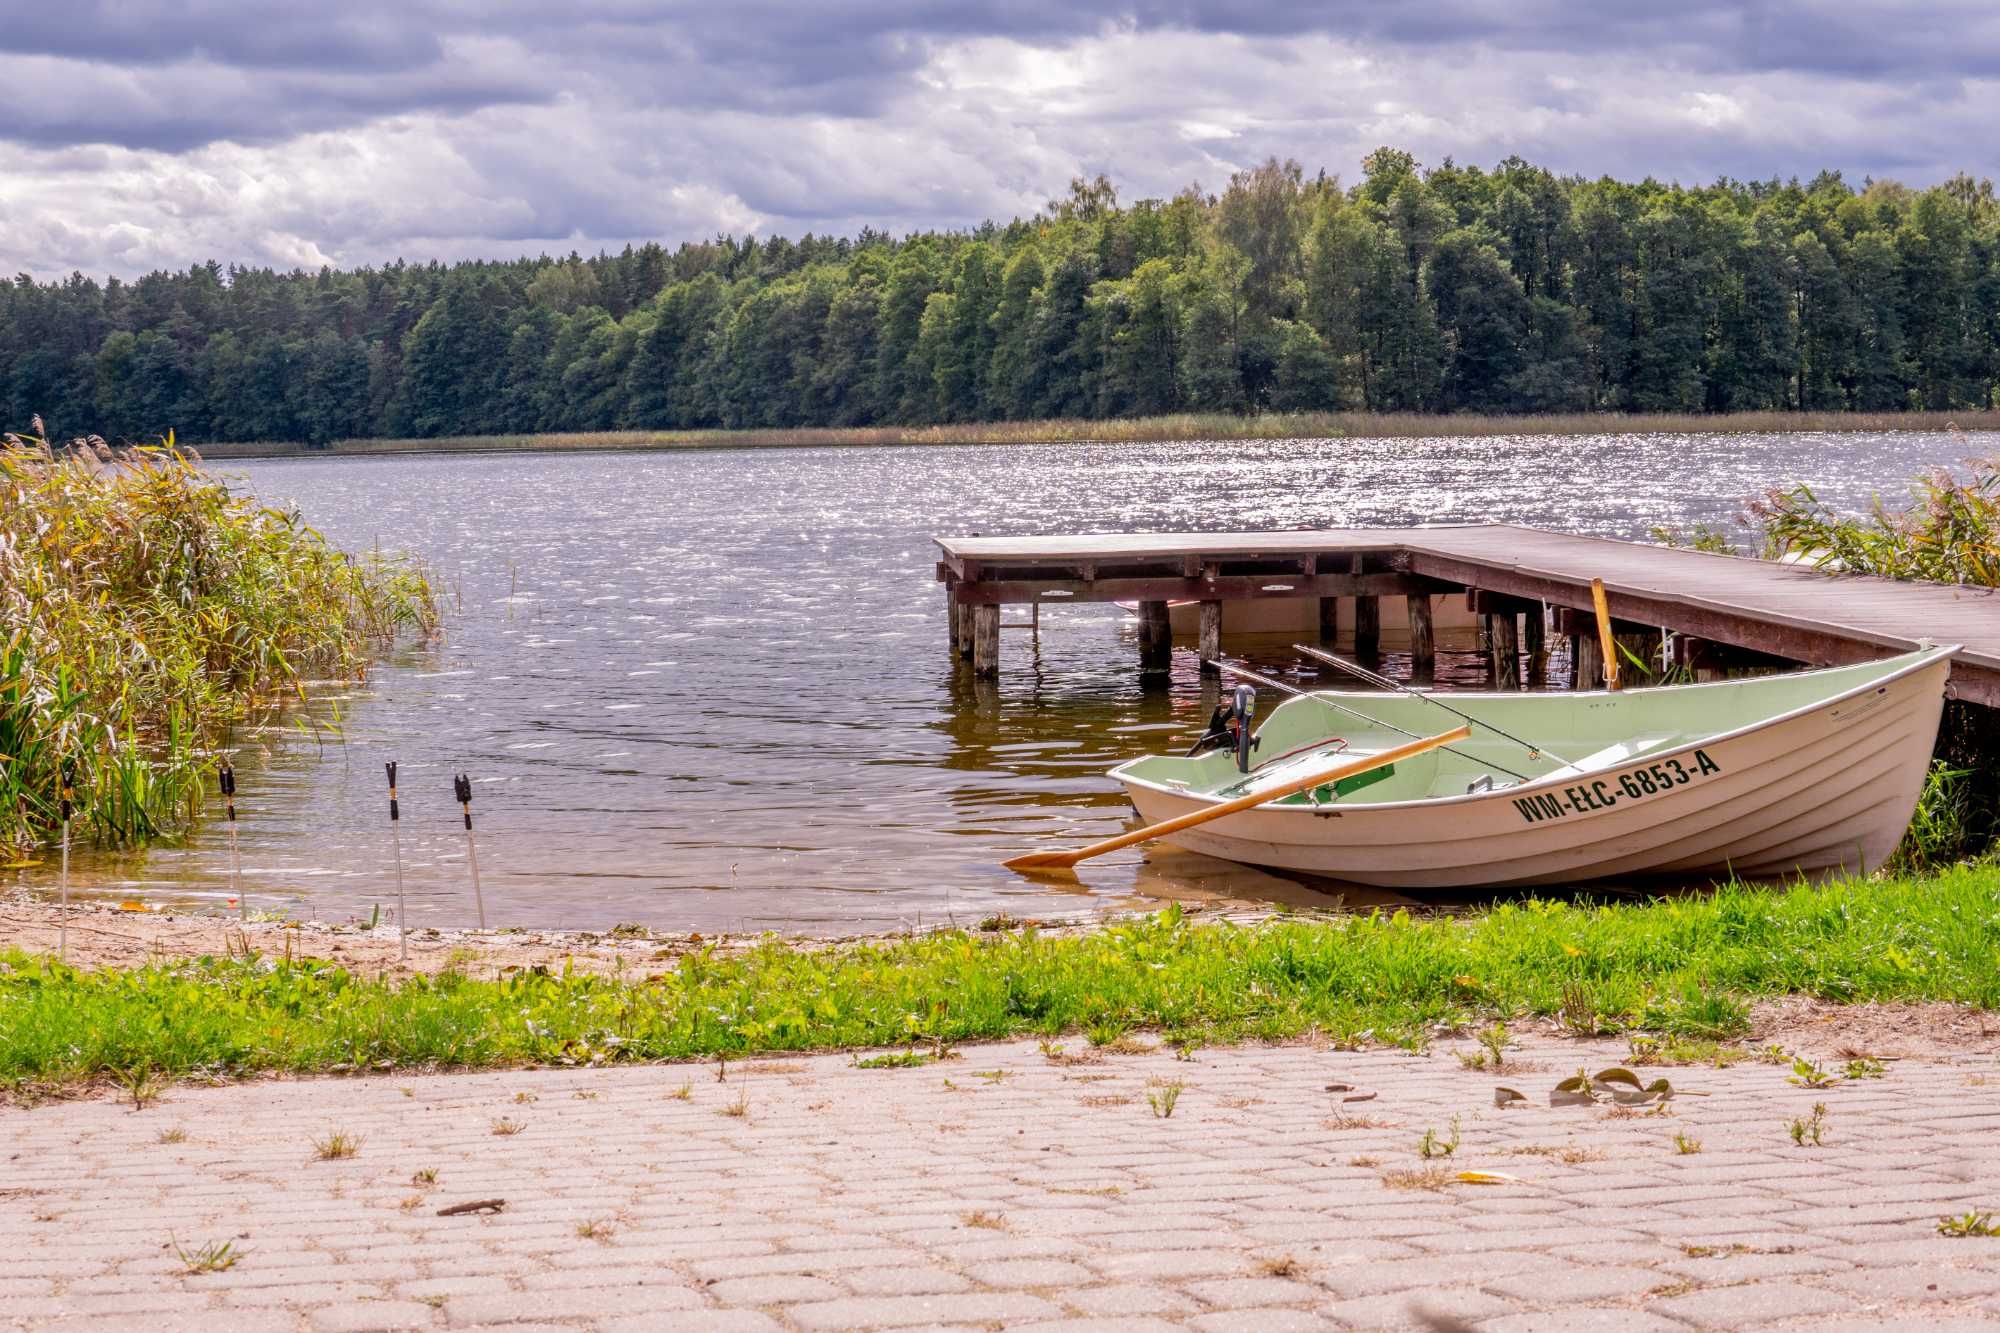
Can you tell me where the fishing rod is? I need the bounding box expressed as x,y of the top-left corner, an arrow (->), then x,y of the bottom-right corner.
1291,642 -> 1581,770
454,772 -> 487,929
57,758 -> 74,963
219,762 -> 244,920
386,762 -> 408,962
1208,659 -> 1536,783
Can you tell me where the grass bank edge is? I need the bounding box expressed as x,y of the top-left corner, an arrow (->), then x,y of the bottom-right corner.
198,407 -> 2000,459
6,867 -> 1997,1095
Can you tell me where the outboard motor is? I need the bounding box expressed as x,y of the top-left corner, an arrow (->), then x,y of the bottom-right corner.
1186,683 -> 1261,773
1231,684 -> 1257,772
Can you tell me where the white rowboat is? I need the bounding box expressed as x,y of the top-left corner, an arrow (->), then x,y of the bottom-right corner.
1109,646 -> 1957,887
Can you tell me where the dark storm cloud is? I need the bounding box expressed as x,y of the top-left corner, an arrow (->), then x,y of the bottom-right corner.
5,2 -> 1997,153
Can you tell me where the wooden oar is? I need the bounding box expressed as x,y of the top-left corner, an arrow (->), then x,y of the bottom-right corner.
1590,577 -> 1621,691
1002,724 -> 1470,873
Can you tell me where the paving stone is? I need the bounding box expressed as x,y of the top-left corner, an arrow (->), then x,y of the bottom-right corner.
784,1292 -> 1065,1329
1649,1281 -> 1857,1327
4,1036 -> 1992,1333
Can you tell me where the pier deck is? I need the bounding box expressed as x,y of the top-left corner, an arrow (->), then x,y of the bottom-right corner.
935,524 -> 2000,704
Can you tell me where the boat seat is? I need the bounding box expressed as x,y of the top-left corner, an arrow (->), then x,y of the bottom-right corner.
1546,735 -> 1677,777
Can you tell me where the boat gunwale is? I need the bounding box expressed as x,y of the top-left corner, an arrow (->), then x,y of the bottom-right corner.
1109,644 -> 1961,817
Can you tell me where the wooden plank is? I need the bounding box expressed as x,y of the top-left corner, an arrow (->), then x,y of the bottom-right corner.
1198,601 -> 1222,674
950,572 -> 1435,605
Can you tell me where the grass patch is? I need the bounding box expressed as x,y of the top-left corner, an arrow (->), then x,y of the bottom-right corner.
4,872 -> 2000,1095
310,1130 -> 360,1160
0,433 -> 436,853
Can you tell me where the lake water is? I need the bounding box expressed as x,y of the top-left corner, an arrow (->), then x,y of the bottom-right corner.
24,431 -> 1995,932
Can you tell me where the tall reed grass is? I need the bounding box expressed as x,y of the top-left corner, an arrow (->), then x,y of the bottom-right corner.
199,408 -> 2000,459
0,427 -> 438,852
1752,457 -> 2000,585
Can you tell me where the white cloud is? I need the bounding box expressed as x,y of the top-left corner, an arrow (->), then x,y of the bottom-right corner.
0,12 -> 1995,278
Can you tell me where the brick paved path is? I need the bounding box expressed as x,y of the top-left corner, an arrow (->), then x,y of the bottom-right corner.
5,1036 -> 2000,1331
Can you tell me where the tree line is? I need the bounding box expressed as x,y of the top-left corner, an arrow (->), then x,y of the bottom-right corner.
6,149 -> 1999,445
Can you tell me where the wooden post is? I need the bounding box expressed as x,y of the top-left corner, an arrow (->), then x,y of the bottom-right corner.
1198,600 -> 1222,674
1573,632 -> 1602,691
1350,555 -> 1379,659
1616,633 -> 1656,685
954,594 -> 974,658
1406,594 -> 1435,677
1138,600 -> 1171,672
1488,613 -> 1521,689
1353,597 -> 1380,660
972,603 -> 1000,678
1317,596 -> 1338,644
1590,577 -> 1621,692
1523,602 -> 1547,684
947,594 -> 962,658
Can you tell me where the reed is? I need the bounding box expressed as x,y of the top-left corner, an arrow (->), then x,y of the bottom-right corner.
197,409 -> 2000,459
0,428 -> 438,853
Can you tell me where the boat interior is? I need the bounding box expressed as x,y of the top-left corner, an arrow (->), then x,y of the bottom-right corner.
1112,651 -> 1933,808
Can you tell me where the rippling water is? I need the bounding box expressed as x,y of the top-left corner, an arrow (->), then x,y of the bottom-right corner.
21,430 -> 1994,931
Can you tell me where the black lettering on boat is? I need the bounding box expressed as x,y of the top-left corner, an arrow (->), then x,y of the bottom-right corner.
1514,797 -> 1543,823
1694,749 -> 1721,776
1591,780 -> 1617,809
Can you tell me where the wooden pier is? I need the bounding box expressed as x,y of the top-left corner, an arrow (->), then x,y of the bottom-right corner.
935,524 -> 2000,706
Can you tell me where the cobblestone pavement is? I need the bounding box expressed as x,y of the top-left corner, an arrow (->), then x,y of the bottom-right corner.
5,1035 -> 2000,1331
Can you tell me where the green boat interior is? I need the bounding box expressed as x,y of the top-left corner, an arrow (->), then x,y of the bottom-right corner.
1111,651 -> 1937,808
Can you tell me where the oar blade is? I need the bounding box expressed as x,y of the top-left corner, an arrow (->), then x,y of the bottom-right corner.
1001,850 -> 1084,872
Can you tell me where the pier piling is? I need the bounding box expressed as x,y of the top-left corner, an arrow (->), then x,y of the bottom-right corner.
1407,594 -> 1436,677
1198,601 -> 1222,674
1138,600 -> 1171,672
972,604 -> 1000,678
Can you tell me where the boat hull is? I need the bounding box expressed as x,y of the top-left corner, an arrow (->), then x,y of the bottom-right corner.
1117,653 -> 1950,888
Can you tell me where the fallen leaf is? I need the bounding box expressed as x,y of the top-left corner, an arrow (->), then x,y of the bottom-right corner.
1455,1170 -> 1522,1185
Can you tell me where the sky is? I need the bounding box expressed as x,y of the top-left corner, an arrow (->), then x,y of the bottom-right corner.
2,2 -> 1996,279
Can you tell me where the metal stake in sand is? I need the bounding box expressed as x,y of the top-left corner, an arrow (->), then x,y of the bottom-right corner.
454,773 -> 486,929
57,758 -> 74,962
218,763 -> 244,920
386,761 -> 408,962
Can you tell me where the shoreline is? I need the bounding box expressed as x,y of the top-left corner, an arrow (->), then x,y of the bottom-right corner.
194,408 -> 2000,460
0,892 -> 1250,979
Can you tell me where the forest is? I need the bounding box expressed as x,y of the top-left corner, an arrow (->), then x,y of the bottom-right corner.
4,149 -> 1999,445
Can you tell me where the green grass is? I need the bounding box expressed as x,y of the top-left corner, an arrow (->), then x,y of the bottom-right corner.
0,430 -> 437,852
195,408 -> 2000,460
4,869 -> 1999,1098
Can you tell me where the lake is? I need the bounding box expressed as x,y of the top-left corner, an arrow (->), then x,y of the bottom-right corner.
25,430 -> 1994,932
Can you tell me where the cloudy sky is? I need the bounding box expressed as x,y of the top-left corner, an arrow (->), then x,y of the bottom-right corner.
3,2 -> 1995,279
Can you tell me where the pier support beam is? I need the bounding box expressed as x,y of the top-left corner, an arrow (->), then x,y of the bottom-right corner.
947,595 -> 962,657
1523,603 -> 1548,684
1487,613 -> 1521,689
972,604 -> 1000,678
1198,600 -> 1222,673
1407,594 -> 1435,679
953,594 -> 974,658
1573,632 -> 1603,690
1353,597 -> 1380,660
1138,600 -> 1171,673
1317,596 -> 1339,644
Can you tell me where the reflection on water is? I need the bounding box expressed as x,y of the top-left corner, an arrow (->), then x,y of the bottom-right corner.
13,430 -> 1991,931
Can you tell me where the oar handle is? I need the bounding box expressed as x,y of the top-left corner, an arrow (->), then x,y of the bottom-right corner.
1004,724 -> 1470,872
